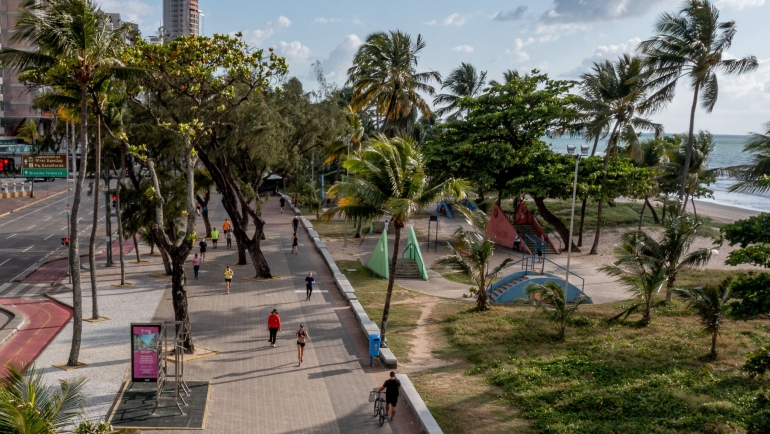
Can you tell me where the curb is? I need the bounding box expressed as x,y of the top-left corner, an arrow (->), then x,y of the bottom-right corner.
0,189 -> 67,219
0,304 -> 26,346
396,374 -> 444,434
13,231 -> 117,283
286,193 -> 398,369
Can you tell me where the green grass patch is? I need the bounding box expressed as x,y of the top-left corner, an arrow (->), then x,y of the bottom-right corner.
336,260 -> 422,363
432,268 -> 472,285
423,302 -> 770,433
676,269 -> 765,289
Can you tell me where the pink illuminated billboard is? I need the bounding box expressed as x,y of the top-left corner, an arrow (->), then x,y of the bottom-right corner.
131,323 -> 160,382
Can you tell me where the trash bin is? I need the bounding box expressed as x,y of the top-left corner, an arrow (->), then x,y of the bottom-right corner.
368,334 -> 381,366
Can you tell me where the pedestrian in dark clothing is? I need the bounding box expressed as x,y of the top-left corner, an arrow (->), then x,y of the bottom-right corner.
199,239 -> 207,261
267,309 -> 281,347
305,272 -> 315,300
292,234 -> 299,254
378,371 -> 402,421
292,216 -> 299,234
279,197 -> 286,213
226,230 -> 232,250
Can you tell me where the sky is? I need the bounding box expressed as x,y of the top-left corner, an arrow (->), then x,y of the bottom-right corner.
98,0 -> 770,135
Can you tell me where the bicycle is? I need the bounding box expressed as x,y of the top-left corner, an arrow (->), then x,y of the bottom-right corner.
371,389 -> 387,426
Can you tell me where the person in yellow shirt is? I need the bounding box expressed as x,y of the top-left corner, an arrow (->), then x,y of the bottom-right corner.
224,265 -> 234,295
210,228 -> 219,249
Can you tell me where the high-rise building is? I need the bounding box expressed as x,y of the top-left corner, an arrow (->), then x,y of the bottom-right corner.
163,0 -> 199,39
0,0 -> 47,137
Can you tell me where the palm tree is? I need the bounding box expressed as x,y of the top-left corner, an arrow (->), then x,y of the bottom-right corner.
0,365 -> 87,432
523,281 -> 590,340
0,0 -> 135,364
435,205 -> 513,311
600,232 -> 668,324
674,279 -> 731,358
574,54 -> 663,255
15,120 -> 39,198
728,121 -> 770,195
661,131 -> 717,217
626,138 -> 666,229
346,30 -> 441,135
433,63 -> 487,121
322,135 -> 465,345
639,0 -> 757,212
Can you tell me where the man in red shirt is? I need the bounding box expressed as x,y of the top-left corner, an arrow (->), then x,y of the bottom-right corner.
267,309 -> 282,347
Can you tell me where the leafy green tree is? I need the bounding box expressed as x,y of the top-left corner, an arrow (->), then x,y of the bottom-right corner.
600,231 -> 668,324
0,365 -> 86,433
674,279 -> 731,358
639,0 -> 757,210
435,205 -> 513,311
625,138 -> 666,229
721,214 -> 770,317
726,273 -> 770,319
194,169 -> 215,238
728,121 -> 770,195
323,135 -> 465,344
433,62 -> 487,121
347,30 -> 440,134
523,281 -> 590,340
661,131 -> 717,217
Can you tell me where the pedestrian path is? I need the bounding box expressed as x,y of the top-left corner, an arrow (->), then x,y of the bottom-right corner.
0,282 -> 52,298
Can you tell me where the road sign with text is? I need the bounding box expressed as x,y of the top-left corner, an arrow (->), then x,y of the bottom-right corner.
21,154 -> 67,178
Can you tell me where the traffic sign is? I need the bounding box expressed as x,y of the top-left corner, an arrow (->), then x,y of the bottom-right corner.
21,154 -> 67,178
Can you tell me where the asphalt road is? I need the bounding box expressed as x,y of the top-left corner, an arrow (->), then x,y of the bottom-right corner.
0,183 -> 116,284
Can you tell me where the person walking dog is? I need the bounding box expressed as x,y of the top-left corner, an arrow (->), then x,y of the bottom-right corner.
267,309 -> 281,347
224,265 -> 234,295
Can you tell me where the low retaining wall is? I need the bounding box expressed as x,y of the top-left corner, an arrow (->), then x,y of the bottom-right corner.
396,374 -> 444,434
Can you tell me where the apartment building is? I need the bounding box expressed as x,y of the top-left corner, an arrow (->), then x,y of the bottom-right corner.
163,0 -> 200,39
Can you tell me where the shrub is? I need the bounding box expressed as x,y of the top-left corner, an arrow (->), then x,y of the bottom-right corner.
743,345 -> 770,378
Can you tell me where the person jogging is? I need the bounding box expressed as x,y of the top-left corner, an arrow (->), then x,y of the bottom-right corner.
210,228 -> 219,249
378,371 -> 402,421
199,239 -> 207,261
292,216 -> 299,234
279,196 -> 286,213
223,219 -> 231,233
305,272 -> 315,300
267,309 -> 281,347
224,265 -> 234,295
296,323 -> 309,365
292,234 -> 299,255
226,230 -> 233,250
192,253 -> 201,279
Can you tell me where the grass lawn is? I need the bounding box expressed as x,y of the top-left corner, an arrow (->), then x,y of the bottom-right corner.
410,299 -> 770,434
676,268 -> 762,288
336,260 -> 422,363
431,268 -> 472,285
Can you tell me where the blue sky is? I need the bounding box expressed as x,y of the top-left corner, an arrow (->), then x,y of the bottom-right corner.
99,0 -> 770,135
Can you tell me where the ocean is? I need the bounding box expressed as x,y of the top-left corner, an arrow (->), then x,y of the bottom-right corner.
544,134 -> 770,213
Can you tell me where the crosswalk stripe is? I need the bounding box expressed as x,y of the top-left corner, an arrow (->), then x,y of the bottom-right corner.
2,283 -> 48,298
0,283 -> 19,296
0,283 -> 13,295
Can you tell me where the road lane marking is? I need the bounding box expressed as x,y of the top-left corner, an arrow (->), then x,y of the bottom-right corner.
25,225 -> 36,230
0,259 -> 10,267
6,234 -> 16,239
61,226 -> 67,231
44,216 -> 52,221
44,234 -> 54,240
22,245 -> 34,252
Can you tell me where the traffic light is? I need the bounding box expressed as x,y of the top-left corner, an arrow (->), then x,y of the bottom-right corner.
61,237 -> 70,246
112,194 -> 117,208
0,158 -> 14,173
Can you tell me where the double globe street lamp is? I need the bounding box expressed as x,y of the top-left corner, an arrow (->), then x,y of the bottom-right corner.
564,144 -> 590,294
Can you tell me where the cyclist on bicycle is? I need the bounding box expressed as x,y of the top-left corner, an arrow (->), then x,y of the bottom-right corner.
378,371 -> 401,421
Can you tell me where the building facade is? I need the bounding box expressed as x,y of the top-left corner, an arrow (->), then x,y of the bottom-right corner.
163,0 -> 199,39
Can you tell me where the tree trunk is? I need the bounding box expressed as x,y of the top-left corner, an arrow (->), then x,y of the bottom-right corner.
133,233 -> 141,263
661,197 -> 667,221
116,149 -> 126,285
104,165 -> 113,267
638,199 -> 646,232
477,272 -> 488,311
159,243 -> 172,275
711,331 -> 718,357
30,179 -> 34,198
533,197 -> 578,252
645,197 -> 660,224
679,84 -> 700,215
67,84 -> 90,367
380,222 -> 403,346
354,217 -> 363,238
88,115 -> 102,320
237,200 -> 250,265
197,194 -> 212,238
691,197 -> 698,219
577,198 -> 587,247
665,275 -> 676,303
589,201 -> 604,255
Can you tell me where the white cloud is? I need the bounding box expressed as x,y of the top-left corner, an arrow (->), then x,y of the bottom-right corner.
241,16 -> 291,46
715,0 -> 765,9
315,17 -> 341,24
96,0 -> 158,28
423,20 -> 437,25
491,6 -> 529,21
452,45 -> 474,53
316,34 -> 363,83
277,41 -> 311,62
351,17 -> 365,26
442,13 -> 466,26
505,35 -> 560,63
561,37 -> 641,77
539,0 -> 670,24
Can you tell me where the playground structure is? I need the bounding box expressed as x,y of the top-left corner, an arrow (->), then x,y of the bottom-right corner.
367,226 -> 429,280
489,268 -> 592,304
435,199 -> 478,219
486,202 -> 561,256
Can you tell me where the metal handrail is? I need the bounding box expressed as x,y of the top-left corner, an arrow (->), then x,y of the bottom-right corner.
403,242 -> 416,258
543,258 -> 585,293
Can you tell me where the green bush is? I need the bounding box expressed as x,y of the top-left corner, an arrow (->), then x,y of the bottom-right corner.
744,345 -> 770,378
746,390 -> 770,434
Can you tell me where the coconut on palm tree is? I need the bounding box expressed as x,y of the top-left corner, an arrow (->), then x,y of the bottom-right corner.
433,63 -> 487,121
346,31 -> 441,135
322,135 -> 465,345
674,279 -> 731,358
435,205 -> 513,311
573,54 -> 663,255
639,0 -> 757,213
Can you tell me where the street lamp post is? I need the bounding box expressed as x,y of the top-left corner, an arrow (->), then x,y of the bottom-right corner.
564,144 -> 590,294
343,134 -> 353,246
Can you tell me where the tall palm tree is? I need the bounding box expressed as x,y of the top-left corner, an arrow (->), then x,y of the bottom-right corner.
322,135 -> 465,344
0,0 -> 134,365
346,30 -> 441,135
728,121 -> 770,195
574,54 -> 663,255
0,365 -> 87,432
15,120 -> 39,198
661,131 -> 717,217
626,138 -> 667,229
674,280 -> 731,358
639,0 -> 757,212
435,205 -> 513,311
433,63 -> 487,121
